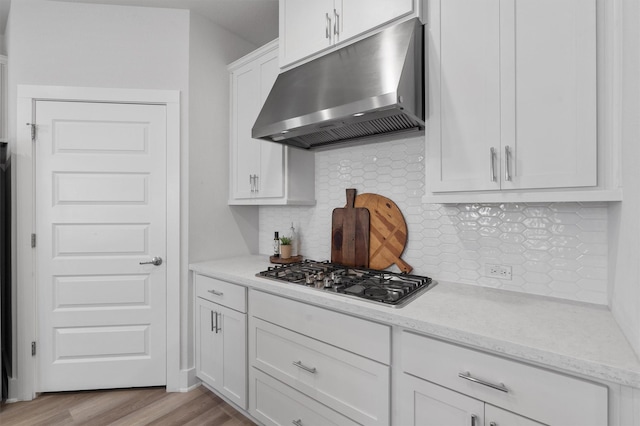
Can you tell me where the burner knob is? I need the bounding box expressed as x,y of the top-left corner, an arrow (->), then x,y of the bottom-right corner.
316,271 -> 325,281
305,273 -> 315,286
324,277 -> 333,289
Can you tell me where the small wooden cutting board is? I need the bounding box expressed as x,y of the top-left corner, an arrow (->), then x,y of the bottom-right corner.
331,189 -> 370,267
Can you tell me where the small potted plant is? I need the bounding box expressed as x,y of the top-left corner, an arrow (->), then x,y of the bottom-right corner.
279,236 -> 292,259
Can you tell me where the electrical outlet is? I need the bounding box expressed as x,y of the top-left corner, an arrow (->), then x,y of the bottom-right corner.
485,264 -> 512,280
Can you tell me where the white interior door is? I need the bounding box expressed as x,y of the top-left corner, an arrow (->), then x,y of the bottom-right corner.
35,100 -> 167,392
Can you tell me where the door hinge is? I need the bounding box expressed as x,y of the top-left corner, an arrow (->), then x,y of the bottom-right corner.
31,341 -> 36,356
26,123 -> 36,141
31,233 -> 36,248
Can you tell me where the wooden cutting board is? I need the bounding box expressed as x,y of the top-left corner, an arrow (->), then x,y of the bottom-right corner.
354,193 -> 413,273
331,189 -> 370,267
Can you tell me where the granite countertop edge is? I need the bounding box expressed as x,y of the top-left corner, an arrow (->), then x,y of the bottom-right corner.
190,255 -> 640,389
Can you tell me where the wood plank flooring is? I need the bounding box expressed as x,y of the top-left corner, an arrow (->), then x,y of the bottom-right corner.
0,386 -> 255,426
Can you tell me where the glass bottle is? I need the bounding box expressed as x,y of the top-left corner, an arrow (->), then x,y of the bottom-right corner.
273,231 -> 280,257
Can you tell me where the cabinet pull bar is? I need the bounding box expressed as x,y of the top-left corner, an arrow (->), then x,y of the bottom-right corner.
334,9 -> 340,37
210,311 -> 214,332
215,312 -> 221,333
255,174 -> 259,192
292,420 -> 303,426
504,145 -> 512,181
489,147 -> 496,182
325,13 -> 331,39
458,371 -> 508,393
292,360 -> 317,374
471,414 -> 477,426
207,289 -> 224,297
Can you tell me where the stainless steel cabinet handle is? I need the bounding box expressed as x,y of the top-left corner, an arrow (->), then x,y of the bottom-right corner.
255,175 -> 259,192
489,147 -> 496,182
249,174 -> 253,192
139,256 -> 162,266
292,420 -> 303,426
334,9 -> 340,36
325,13 -> 331,39
215,312 -> 221,333
207,289 -> 224,297
471,414 -> 477,426
504,145 -> 512,181
292,360 -> 317,374
210,311 -> 214,332
458,371 -> 509,393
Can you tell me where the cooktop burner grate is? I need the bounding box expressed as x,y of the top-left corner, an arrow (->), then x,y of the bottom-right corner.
256,260 -> 435,308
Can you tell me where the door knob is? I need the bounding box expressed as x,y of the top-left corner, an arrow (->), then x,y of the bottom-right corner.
140,256 -> 163,266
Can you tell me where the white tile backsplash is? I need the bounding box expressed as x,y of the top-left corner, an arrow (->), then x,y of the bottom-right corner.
260,136 -> 608,305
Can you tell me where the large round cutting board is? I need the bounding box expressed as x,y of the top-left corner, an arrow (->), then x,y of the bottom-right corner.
354,193 -> 413,273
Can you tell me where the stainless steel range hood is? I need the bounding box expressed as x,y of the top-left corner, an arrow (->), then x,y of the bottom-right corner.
252,18 -> 424,150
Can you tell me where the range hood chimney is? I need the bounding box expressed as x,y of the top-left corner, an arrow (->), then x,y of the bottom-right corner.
252,18 -> 424,150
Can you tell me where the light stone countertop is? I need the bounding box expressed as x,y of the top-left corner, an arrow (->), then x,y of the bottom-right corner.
190,255 -> 640,388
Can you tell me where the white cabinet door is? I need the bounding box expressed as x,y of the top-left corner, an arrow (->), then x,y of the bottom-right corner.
280,0 -> 418,68
233,63 -> 262,199
195,298 -> 247,409
340,0 -> 415,43
230,42 -> 285,202
427,0 -> 501,192
398,373 -> 485,426
427,0 -> 597,195
280,0 -> 334,66
485,405 -> 546,426
500,0 -> 596,190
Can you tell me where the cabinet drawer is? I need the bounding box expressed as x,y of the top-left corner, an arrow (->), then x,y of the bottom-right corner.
401,331 -> 607,426
195,274 -> 246,313
251,317 -> 389,426
250,290 -> 390,363
251,368 -> 359,426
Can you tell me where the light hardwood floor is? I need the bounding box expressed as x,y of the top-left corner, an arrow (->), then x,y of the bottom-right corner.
0,386 -> 256,426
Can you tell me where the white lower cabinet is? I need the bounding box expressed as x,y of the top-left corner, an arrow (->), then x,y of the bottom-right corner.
249,290 -> 391,426
194,274 -> 247,409
398,374 -> 545,426
398,331 -> 608,426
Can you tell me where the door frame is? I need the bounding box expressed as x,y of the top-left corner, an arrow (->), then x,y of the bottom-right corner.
15,85 -> 181,400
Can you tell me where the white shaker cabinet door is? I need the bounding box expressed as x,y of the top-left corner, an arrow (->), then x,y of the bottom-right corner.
340,0 -> 414,43
427,0 -> 502,192
232,63 -> 262,199
398,373 -> 485,426
501,0 -> 597,190
195,298 -> 247,409
280,0 -> 335,66
427,0 -> 597,195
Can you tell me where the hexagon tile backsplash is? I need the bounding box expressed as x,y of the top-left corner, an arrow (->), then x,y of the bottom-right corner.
259,136 -> 608,305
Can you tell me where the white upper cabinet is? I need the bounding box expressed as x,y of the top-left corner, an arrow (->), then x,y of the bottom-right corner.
228,40 -> 315,206
279,0 -> 418,68
425,0 -> 617,203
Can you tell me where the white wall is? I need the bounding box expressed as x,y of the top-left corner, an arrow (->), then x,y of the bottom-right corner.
609,0 -> 640,356
186,12 -> 258,373
7,0 -> 191,397
6,0 -> 262,394
188,13 -> 258,263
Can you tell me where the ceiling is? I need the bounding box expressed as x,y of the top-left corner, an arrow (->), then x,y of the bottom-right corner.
0,0 -> 279,47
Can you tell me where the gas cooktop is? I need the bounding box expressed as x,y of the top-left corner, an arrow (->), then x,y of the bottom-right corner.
257,260 -> 435,308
